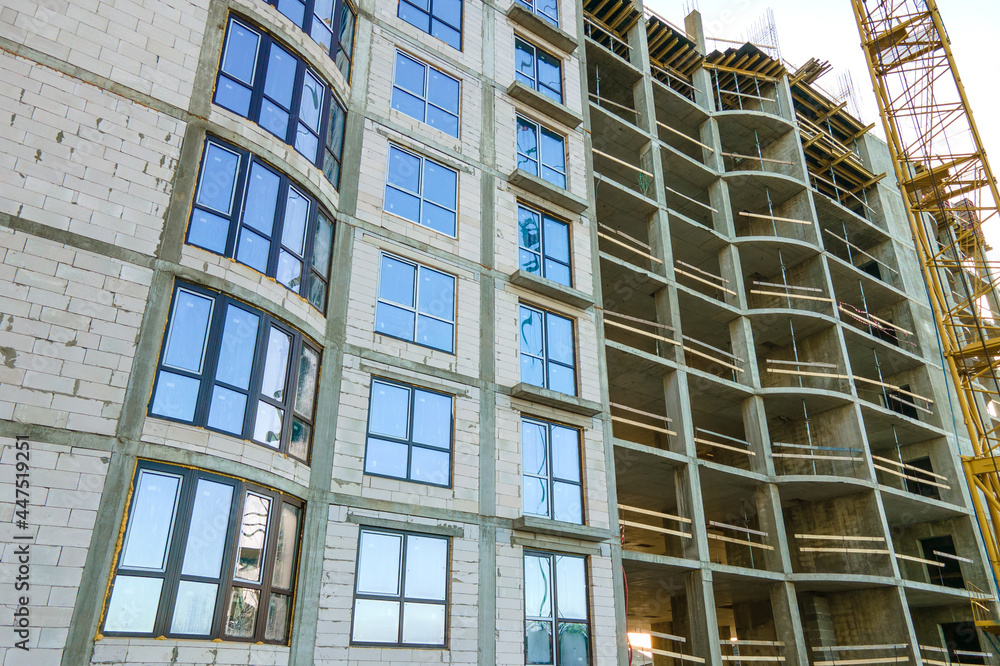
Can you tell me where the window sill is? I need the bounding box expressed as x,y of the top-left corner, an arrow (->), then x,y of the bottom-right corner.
507,81 -> 583,129
508,168 -> 589,214
511,382 -> 602,417
506,4 -> 578,54
509,269 -> 593,310
513,515 -> 615,542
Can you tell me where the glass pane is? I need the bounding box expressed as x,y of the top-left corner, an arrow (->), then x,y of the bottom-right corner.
519,206 -> 541,252
393,88 -> 426,122
412,390 -> 451,448
276,251 -> 302,290
385,186 -> 420,222
236,227 -> 270,273
555,555 -> 587,620
260,328 -> 291,401
402,602 -> 445,645
310,18 -> 333,50
522,421 -> 548,476
553,482 -> 582,524
538,0 -> 558,22
432,20 -> 461,49
265,593 -> 291,642
526,620 -> 554,665
520,354 -> 544,388
299,71 -> 324,132
170,581 -> 218,635
151,371 -> 200,421
197,143 -> 240,215
215,77 -> 252,116
263,43 -> 296,108
523,476 -> 548,517
395,52 -> 426,96
282,187 -> 310,255
352,599 -> 400,643
422,161 -> 456,209
551,426 -> 580,481
311,214 -> 334,277
541,128 -> 566,172
399,0 -> 430,32
234,492 -> 271,583
404,536 -> 448,600
369,380 -> 410,438
433,0 -> 461,26
121,470 -> 181,571
163,289 -> 214,373
294,346 -> 320,418
243,162 -> 281,236
519,307 -> 544,356
524,554 -> 552,618
216,305 -> 260,390
420,202 -> 456,236
558,623 -> 590,665
537,51 -> 562,99
515,39 -> 535,83
376,302 -> 416,340
224,587 -> 259,638
547,363 -> 575,395
364,437 -> 409,478
416,316 -> 453,352
517,119 -> 538,163
222,21 -> 259,84
380,256 -> 416,306
388,147 -> 421,192
181,479 -> 234,578
546,314 -> 574,364
308,276 -> 327,310
426,106 -> 459,137
207,385 -> 247,434
253,401 -> 284,447
543,260 -> 571,286
259,99 -> 290,138
103,576 -> 163,633
296,124 -> 319,162
543,216 -> 569,261
289,418 -> 311,461
277,0 -> 306,26
271,503 -> 301,590
418,268 -> 455,321
357,531 -> 402,595
410,447 -> 449,485
520,248 -> 541,275
428,69 -> 459,114
188,209 -> 231,253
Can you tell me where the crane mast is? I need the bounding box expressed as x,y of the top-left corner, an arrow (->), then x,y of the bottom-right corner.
851,0 -> 1000,629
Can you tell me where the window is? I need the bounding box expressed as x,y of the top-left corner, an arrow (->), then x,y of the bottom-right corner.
398,0 -> 462,50
517,116 -> 566,189
515,38 -> 562,103
365,378 -> 453,486
188,138 -> 335,310
149,283 -> 321,462
376,254 -> 456,353
518,204 -> 571,286
324,96 -> 347,186
524,551 -> 590,665
522,418 -> 582,523
517,0 -> 558,25
385,145 -> 458,236
102,462 -> 303,643
392,51 -> 461,137
214,16 -> 347,185
352,528 -> 449,646
264,0 -> 357,80
519,304 -> 576,395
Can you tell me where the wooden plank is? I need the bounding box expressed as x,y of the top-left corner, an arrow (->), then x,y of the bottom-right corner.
795,534 -> 885,542
894,552 -> 945,567
612,415 -> 677,437
933,550 -> 975,564
812,644 -> 908,652
619,504 -> 692,523
588,93 -> 638,117
851,376 -> 934,405
598,231 -> 664,264
722,640 -> 785,647
767,358 -> 839,368
620,518 -> 692,539
696,427 -> 751,447
709,520 -> 768,537
750,289 -> 835,303
740,211 -> 813,225
598,222 -> 653,251
813,658 -> 907,666
772,453 -> 861,462
800,547 -> 892,554
682,344 -> 745,373
722,151 -> 795,166
610,402 -> 671,422
642,646 -> 705,663
676,260 -> 728,284
604,319 -> 680,347
720,657 -> 785,663
603,310 -> 675,332
656,120 -> 712,151
676,267 -> 738,296
694,437 -> 757,456
753,280 -> 825,293
870,454 -> 949,480
665,184 -> 718,213
707,532 -> 774,550
872,463 -> 950,489
647,629 -> 688,643
767,368 -> 850,380
593,148 -> 654,178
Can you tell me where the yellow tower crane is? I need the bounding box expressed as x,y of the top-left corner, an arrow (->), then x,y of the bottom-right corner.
851,0 -> 1000,631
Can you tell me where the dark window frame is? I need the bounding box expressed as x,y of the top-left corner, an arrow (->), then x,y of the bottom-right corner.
188,136 -> 336,311
398,0 -> 463,51
391,50 -> 461,138
523,550 -> 591,666
148,282 -> 321,463
519,302 -> 577,395
384,144 -> 459,237
263,0 -> 357,81
516,0 -> 558,26
375,252 -> 457,353
100,461 -> 304,644
364,376 -> 455,488
517,202 -> 572,286
350,527 -> 451,648
515,37 -> 563,103
521,416 -> 584,524
516,114 -> 567,189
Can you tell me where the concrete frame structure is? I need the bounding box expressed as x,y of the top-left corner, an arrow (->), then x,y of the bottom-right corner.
0,0 -> 996,664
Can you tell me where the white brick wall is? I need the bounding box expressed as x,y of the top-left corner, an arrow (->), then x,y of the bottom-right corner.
90,638 -> 289,665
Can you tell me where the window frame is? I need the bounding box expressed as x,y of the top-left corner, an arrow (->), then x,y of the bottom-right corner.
391,50 -> 462,138
188,136 -> 336,311
397,0 -> 463,51
523,550 -> 591,666
384,144 -> 460,237
516,114 -> 567,189
517,202 -> 572,287
350,527 -> 451,648
515,37 -> 563,103
148,282 -> 322,463
516,0 -> 558,26
375,252 -> 457,353
518,303 -> 577,395
364,376 -> 455,488
263,0 -> 357,81
521,417 -> 584,524
100,461 -> 304,644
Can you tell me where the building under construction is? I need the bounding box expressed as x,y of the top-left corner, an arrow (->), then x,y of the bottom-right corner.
0,0 -> 998,663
